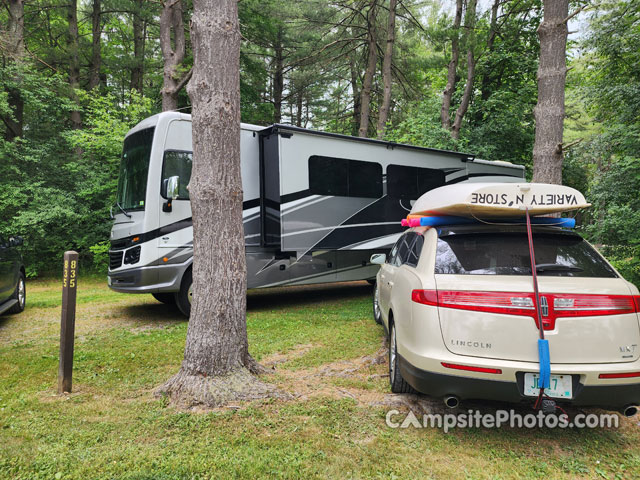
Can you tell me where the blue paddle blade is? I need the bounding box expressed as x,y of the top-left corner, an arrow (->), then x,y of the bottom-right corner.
538,339 -> 551,389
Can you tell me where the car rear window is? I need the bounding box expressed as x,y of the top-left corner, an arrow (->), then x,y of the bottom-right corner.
435,231 -> 618,277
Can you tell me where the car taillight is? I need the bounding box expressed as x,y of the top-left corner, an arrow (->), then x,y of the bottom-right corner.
437,290 -> 536,316
411,289 -> 438,306
552,294 -> 636,317
413,289 -> 639,331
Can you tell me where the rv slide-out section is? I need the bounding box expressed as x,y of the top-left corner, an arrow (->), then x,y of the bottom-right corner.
108,112 -> 525,296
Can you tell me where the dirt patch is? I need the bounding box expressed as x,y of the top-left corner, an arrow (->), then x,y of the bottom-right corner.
261,337 -> 446,412
261,343 -> 316,367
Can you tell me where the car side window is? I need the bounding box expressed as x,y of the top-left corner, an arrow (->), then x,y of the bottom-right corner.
392,233 -> 414,267
405,234 -> 424,268
387,237 -> 402,264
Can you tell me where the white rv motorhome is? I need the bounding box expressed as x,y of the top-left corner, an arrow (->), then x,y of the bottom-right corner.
108,112 -> 525,315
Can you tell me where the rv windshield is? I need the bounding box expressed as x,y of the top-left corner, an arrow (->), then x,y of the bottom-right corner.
116,127 -> 155,211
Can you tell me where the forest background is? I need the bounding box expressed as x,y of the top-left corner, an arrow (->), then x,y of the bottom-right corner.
0,0 -> 637,286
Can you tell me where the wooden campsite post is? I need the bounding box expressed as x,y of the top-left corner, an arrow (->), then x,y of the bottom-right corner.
58,251 -> 79,394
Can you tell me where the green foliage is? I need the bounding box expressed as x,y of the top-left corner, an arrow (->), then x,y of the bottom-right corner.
89,241 -> 111,273
0,75 -> 154,275
568,0 -> 640,287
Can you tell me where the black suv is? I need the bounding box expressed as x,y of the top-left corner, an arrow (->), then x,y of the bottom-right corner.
0,234 -> 25,315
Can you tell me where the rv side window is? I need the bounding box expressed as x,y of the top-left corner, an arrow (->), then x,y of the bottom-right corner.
161,150 -> 192,200
308,156 -> 382,198
387,165 -> 446,200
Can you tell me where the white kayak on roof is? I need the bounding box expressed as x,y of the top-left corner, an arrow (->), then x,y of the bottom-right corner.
410,182 -> 590,218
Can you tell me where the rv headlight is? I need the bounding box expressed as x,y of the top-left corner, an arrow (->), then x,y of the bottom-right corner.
124,245 -> 141,265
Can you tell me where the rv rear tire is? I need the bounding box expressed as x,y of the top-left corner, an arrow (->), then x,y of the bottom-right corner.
175,269 -> 192,317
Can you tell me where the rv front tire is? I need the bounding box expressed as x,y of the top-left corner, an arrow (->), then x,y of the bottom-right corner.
152,293 -> 176,305
175,269 -> 192,317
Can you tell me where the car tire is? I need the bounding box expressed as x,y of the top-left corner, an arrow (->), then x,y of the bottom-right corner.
389,321 -> 415,394
175,269 -> 192,317
152,293 -> 176,305
373,283 -> 383,325
8,272 -> 26,314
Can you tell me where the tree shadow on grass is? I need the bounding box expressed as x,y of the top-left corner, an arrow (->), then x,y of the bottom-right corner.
247,281 -> 373,312
116,301 -> 187,324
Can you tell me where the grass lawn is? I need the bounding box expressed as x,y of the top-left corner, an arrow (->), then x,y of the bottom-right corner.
1,276 -> 639,479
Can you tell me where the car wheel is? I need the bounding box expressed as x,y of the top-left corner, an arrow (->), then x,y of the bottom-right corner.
175,269 -> 192,317
8,272 -> 26,314
372,283 -> 383,325
152,293 -> 176,305
389,322 -> 415,394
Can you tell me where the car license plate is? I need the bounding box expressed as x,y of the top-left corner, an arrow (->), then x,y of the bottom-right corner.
524,373 -> 572,399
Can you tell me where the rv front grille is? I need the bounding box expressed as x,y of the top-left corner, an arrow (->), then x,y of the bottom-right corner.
109,251 -> 123,270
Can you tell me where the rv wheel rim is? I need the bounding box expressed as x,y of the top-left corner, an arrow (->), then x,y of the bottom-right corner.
374,287 -> 380,318
188,284 -> 192,304
18,280 -> 25,306
390,326 -> 396,382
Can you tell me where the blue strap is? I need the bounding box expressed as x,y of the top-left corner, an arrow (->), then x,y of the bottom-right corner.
538,339 -> 551,389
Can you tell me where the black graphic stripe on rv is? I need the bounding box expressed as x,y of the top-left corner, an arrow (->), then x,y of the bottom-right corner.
110,199 -> 261,250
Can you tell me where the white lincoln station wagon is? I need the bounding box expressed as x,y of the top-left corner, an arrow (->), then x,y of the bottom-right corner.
372,184 -> 640,416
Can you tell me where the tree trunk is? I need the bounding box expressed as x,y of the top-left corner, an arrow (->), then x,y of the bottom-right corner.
441,0 -> 463,130
532,0 -> 568,185
160,0 -> 188,111
451,0 -> 478,139
272,27 -> 284,124
295,89 -> 303,127
350,56 -> 361,137
156,0 -> 273,408
67,0 -> 81,130
131,0 -> 145,94
480,0 -> 500,102
375,0 -> 397,140
3,0 -> 25,141
88,0 -> 101,90
358,0 -> 378,138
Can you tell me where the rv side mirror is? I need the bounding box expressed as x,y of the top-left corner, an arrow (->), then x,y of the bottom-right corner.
166,176 -> 180,200
370,253 -> 386,265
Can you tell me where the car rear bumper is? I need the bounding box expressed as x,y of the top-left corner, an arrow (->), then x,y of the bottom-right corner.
399,355 -> 640,408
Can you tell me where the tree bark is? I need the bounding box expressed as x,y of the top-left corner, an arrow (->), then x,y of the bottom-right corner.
441,0 -> 463,130
358,0 -> 378,138
375,0 -> 397,139
156,0 -> 274,408
272,27 -> 284,123
295,88 -> 303,127
131,0 -> 145,94
67,0 -> 81,130
3,0 -> 25,141
480,0 -> 500,102
88,0 -> 102,90
160,0 -> 188,111
350,55 -> 361,137
532,0 -> 568,185
451,0 -> 478,139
